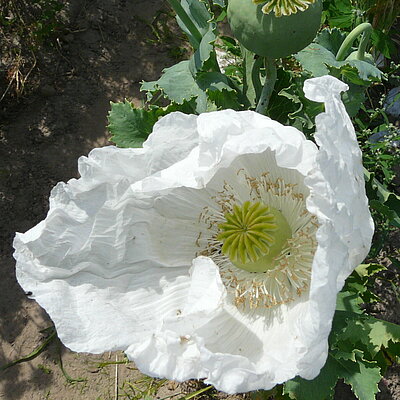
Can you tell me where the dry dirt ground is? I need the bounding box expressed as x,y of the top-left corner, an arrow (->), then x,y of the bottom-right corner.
0,1 -> 399,399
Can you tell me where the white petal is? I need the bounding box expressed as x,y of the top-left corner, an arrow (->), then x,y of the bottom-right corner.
14,174 -> 195,353
78,112 -> 198,184
137,110 -> 318,192
126,257 -> 226,381
297,75 -> 374,378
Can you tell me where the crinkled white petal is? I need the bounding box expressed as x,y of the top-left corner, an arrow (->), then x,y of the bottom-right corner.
13,76 -> 373,394
136,109 -> 318,193
77,111 -> 198,185
297,75 -> 374,379
127,257 -> 226,381
13,112 -> 200,353
14,181 -> 193,352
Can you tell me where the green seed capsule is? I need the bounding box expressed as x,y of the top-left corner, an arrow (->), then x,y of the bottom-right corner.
227,0 -> 322,59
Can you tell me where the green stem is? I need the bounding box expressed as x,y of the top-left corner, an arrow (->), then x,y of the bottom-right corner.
336,22 -> 373,61
252,56 -> 264,102
0,328 -> 56,371
168,0 -> 203,49
242,49 -> 264,108
255,58 -> 277,115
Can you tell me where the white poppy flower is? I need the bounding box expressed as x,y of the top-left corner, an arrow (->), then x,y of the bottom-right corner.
14,76 -> 373,393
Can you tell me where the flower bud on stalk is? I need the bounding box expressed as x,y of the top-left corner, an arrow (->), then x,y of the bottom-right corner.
227,0 -> 322,59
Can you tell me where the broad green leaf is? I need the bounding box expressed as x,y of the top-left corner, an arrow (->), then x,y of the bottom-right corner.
108,99 -> 197,148
371,29 -> 396,59
331,62 -> 381,85
189,23 -> 217,75
176,0 -> 212,48
268,68 -> 300,126
295,44 -> 334,77
197,71 -> 234,92
315,28 -> 347,57
206,89 -> 240,110
295,44 -> 382,83
345,358 -> 381,400
341,83 -> 366,117
321,0 -> 354,29
108,101 -> 158,148
336,291 -> 363,314
370,200 -> 400,227
141,60 -> 207,113
197,71 -> 239,110
335,318 -> 371,349
366,318 -> 400,356
141,63 -> 239,113
284,355 -> 339,400
284,354 -> 381,400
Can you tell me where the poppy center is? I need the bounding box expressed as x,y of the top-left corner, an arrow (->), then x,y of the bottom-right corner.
217,201 -> 292,272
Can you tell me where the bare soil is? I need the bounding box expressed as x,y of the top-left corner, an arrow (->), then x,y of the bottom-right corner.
0,1 -> 399,399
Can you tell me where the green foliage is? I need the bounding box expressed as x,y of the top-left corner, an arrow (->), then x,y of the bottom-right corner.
295,30 -> 382,83
108,102 -> 160,148
284,354 -> 381,400
108,99 -> 196,148
283,264 -> 400,400
138,0 -> 241,116
322,0 -> 400,58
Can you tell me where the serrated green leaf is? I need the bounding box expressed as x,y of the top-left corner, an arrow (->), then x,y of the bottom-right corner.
150,98 -> 197,117
365,317 -> 400,356
335,318 -> 371,349
189,24 -> 217,75
196,71 -> 234,92
141,60 -> 207,113
284,355 -> 339,400
206,87 -> 240,110
295,44 -> 334,76
322,0 -> 354,29
354,263 -> 385,278
315,28 -> 347,57
344,358 -> 381,400
331,62 -> 381,86
295,44 -> 382,84
278,77 -> 324,130
108,99 -> 197,148
141,63 -> 239,114
371,29 -> 396,59
108,101 -> 158,148
197,71 -> 239,109
370,200 -> 400,226
284,354 -> 381,400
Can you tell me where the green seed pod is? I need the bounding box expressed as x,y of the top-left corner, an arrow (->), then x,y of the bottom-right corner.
227,0 -> 322,59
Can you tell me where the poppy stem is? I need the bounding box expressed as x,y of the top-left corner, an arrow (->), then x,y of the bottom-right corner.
255,57 -> 277,115
335,22 -> 372,61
